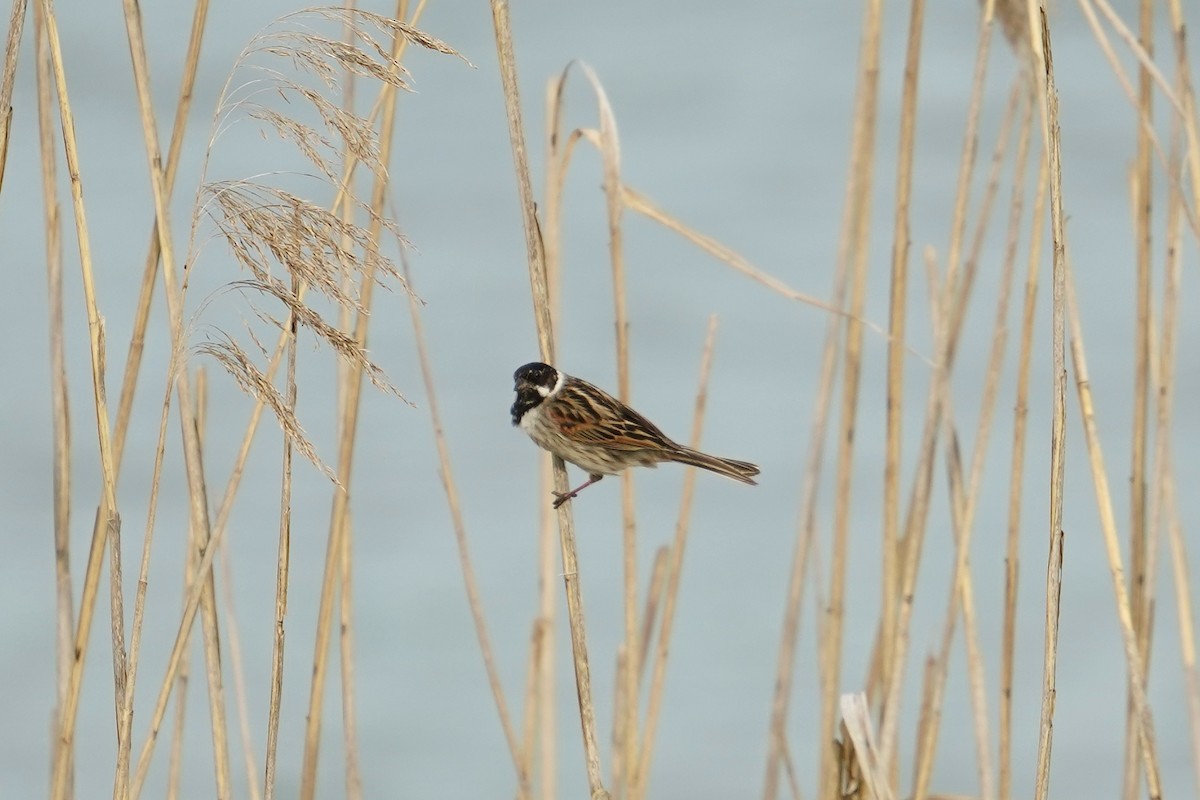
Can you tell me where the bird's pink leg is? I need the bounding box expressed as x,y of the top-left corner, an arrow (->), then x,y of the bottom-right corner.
552,474 -> 604,508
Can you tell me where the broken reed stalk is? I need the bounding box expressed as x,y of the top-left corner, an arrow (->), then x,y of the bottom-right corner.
1033,10 -> 1065,800
489,2 -> 609,797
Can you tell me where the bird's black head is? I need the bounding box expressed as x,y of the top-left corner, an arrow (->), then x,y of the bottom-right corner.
511,362 -> 561,425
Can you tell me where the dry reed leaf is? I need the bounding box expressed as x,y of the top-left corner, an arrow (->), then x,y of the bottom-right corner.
839,693 -> 895,800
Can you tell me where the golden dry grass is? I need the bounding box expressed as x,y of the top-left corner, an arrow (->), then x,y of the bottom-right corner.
4,1 -> 1197,799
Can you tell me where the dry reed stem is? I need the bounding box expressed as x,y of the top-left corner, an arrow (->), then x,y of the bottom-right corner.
999,85 -> 1045,800
904,262 -> 953,800
263,301 -> 296,800
120,0 -> 233,793
0,0 -> 27,192
167,513 -> 196,800
517,617 -> 544,794
33,3 -> 74,795
1085,0 -> 1186,115
1163,465 -> 1200,793
637,548 -> 668,681
519,616 -> 549,798
821,3 -> 881,796
1164,0 -> 1200,228
582,63 -> 640,799
338,497 -> 363,800
126,371 -> 178,800
778,733 -> 802,800
1064,271 -> 1163,796
192,372 -> 262,800
1157,60 -> 1200,791
538,70 -> 570,800
335,9 -> 366,790
491,4 -> 607,797
875,246 -> 958,782
399,247 -> 530,795
631,317 -> 718,800
1077,0 -> 1200,236
187,417 -> 229,800
104,327 -> 131,800
939,0 -> 995,351
1033,11 -> 1065,800
881,0 -> 925,734
217,461 -> 264,800
1122,5 -> 1154,796
825,170 -> 870,800
39,0 -> 125,793
113,0 -> 209,469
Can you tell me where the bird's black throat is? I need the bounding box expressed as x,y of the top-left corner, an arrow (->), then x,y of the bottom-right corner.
511,386 -> 544,425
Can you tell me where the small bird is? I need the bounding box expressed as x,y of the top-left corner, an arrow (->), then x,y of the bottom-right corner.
511,361 -> 760,508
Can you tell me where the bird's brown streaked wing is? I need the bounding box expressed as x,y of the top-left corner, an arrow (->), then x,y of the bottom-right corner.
546,380 -> 676,451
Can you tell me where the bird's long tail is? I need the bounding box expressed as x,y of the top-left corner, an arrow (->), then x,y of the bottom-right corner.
668,446 -> 760,485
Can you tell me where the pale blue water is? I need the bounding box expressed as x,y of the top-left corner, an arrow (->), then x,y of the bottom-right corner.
2,1 -> 1197,797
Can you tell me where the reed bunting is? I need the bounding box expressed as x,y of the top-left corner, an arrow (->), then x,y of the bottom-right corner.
511,362 -> 760,508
